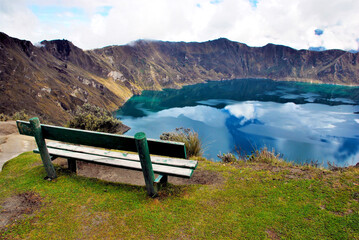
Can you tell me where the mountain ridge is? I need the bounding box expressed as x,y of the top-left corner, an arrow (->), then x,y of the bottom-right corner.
0,32 -> 358,124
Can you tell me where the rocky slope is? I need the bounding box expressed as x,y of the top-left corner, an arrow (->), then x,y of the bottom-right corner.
0,32 -> 358,124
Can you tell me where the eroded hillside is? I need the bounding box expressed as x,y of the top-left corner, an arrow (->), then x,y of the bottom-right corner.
0,32 -> 358,124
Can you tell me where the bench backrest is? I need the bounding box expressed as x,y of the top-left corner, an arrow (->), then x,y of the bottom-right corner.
17,120 -> 187,159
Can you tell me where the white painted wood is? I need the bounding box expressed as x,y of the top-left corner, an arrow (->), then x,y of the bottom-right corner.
46,142 -> 198,169
35,148 -> 194,178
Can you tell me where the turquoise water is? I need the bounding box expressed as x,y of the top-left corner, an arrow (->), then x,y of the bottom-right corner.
116,79 -> 359,166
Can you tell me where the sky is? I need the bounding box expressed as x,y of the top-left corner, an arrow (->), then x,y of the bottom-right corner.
0,0 -> 359,51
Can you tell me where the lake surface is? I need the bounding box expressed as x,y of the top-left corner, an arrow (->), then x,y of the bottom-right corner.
116,79 -> 359,167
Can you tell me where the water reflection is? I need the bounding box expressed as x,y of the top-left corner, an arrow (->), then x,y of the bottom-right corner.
117,79 -> 359,166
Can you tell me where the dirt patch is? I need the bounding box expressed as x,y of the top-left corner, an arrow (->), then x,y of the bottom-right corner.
0,137 -> 7,148
170,169 -> 224,185
266,229 -> 280,240
0,192 -> 42,230
0,121 -> 37,172
0,121 -> 18,136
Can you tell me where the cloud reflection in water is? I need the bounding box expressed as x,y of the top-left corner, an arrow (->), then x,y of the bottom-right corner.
122,100 -> 359,166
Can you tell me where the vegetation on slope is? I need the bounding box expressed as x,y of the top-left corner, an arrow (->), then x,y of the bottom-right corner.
1,152 -> 358,239
66,103 -> 130,134
0,110 -> 30,122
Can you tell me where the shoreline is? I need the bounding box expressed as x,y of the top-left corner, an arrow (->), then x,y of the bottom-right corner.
118,77 -> 359,108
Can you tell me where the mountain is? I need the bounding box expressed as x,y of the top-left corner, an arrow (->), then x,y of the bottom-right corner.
0,32 -> 358,124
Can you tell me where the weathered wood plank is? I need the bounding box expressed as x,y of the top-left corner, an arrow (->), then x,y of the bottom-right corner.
46,142 -> 198,169
17,120 -> 33,136
34,148 -> 194,178
17,121 -> 187,159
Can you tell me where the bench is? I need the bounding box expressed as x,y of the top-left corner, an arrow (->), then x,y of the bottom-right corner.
16,117 -> 198,197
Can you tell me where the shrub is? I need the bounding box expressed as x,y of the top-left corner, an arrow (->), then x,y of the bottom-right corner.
66,103 -> 124,134
219,147 -> 283,165
217,152 -> 237,163
11,110 -> 29,121
302,160 -> 321,168
327,161 -> 344,172
160,128 -> 203,158
244,147 -> 283,164
0,113 -> 9,121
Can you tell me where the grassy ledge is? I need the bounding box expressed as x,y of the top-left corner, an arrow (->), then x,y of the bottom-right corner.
0,152 -> 358,239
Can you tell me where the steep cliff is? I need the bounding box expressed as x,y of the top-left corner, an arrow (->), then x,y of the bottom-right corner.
93,38 -> 358,87
0,32 -> 358,124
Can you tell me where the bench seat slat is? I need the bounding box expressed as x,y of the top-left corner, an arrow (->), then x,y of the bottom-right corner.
46,142 -> 198,169
34,148 -> 194,178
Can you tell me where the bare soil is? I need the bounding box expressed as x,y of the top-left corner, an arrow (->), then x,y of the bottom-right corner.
0,121 -> 37,171
0,192 -> 42,230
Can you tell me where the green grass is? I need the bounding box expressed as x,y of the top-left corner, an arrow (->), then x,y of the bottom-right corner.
1,152 -> 359,239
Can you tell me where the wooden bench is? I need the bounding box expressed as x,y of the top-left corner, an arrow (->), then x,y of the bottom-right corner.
17,117 -> 198,197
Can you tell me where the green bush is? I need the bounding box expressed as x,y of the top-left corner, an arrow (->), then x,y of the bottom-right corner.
0,113 -> 9,121
219,147 -> 284,165
66,104 -> 124,134
217,152 -> 237,163
244,147 -> 283,164
160,128 -> 203,158
0,110 -> 30,121
11,110 -> 29,121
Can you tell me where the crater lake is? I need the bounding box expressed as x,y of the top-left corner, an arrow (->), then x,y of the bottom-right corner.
116,79 -> 359,167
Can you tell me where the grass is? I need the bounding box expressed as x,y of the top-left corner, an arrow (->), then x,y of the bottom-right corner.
0,152 -> 359,239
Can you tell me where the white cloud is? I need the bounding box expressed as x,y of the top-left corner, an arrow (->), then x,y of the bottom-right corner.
90,14 -> 106,35
0,0 -> 358,50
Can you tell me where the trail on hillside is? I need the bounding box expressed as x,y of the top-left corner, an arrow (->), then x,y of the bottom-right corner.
0,121 -> 36,171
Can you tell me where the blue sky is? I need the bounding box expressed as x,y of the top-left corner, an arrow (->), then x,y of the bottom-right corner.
0,0 -> 358,51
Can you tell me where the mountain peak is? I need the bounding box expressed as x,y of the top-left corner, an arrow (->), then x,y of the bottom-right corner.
41,39 -> 77,60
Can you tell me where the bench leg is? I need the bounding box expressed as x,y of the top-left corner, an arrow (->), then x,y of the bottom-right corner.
29,117 -> 57,179
160,175 -> 168,187
68,158 -> 77,173
154,174 -> 168,192
135,132 -> 157,197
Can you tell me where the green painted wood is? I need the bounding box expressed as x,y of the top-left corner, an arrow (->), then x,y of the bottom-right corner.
34,148 -> 194,178
17,120 -> 33,136
46,142 -> 198,169
154,175 -> 164,183
153,175 -> 168,192
68,158 -> 77,173
17,121 -> 186,159
135,132 -> 157,197
29,118 -> 57,179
